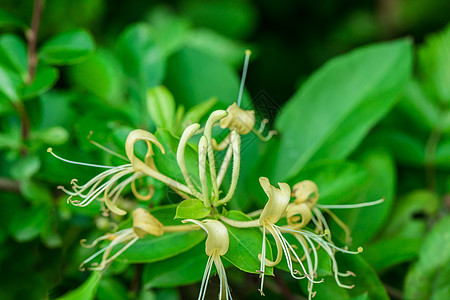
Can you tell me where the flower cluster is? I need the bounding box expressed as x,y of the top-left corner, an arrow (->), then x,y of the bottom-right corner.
50,51 -> 382,299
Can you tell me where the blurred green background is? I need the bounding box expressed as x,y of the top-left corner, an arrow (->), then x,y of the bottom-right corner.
0,0 -> 449,299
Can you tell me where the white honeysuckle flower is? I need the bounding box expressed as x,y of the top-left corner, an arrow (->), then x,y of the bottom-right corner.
79,208 -> 163,271
182,219 -> 232,300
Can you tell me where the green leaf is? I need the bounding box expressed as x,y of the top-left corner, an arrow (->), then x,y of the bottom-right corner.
369,130 -> 426,166
142,242 -> 208,288
8,205 -> 48,242
117,230 -> 205,263
154,128 -> 206,188
273,39 -> 413,181
97,277 -> 129,300
222,210 -> 273,275
287,160 -> 368,205
20,179 -> 53,205
333,149 -> 395,245
419,24 -> 450,104
147,86 -> 176,130
56,272 -> 101,300
10,155 -> 41,180
405,216 -> 450,300
379,190 -> 439,239
165,46 -> 252,109
436,139 -> 450,168
39,29 -> 95,65
0,9 -> 26,29
398,80 -> 440,131
300,255 -> 388,300
116,23 -> 165,94
186,29 -> 250,67
175,199 -> 210,219
22,65 -> 59,99
183,97 -> 218,124
31,126 -> 69,145
363,237 -> 421,272
0,65 -> 21,101
0,34 -> 28,80
182,0 -> 257,39
147,7 -> 190,56
69,49 -> 124,103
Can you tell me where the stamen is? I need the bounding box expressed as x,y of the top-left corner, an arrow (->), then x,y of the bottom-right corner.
237,49 -> 252,107
316,198 -> 384,209
47,148 -> 114,169
87,131 -> 129,161
252,128 -> 277,142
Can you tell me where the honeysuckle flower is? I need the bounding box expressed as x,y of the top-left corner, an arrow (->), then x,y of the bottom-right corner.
79,208 -> 163,271
256,177 -> 293,295
183,219 -> 232,300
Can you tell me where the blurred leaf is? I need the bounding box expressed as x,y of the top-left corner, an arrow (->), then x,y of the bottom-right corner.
0,34 -> 28,80
147,86 -> 176,130
142,242 -> 208,288
175,199 -> 210,219
31,126 -> 69,145
405,216 -> 450,300
182,0 -> 257,39
147,7 -> 190,56
8,204 -> 48,242
380,190 -> 439,239
69,49 -> 124,103
436,138 -> 450,168
287,160 -> 368,206
186,29 -> 250,67
419,24 -> 450,104
39,91 -> 76,128
334,149 -> 395,245
0,65 -> 21,101
97,277 -> 129,300
363,237 -> 421,272
274,39 -> 413,181
183,97 -> 217,125
117,230 -> 205,263
165,46 -> 252,109
10,155 -> 41,180
56,272 -> 101,300
20,179 -> 53,205
39,29 -> 95,65
368,130 -> 426,166
22,65 -> 59,99
398,80 -> 440,131
0,8 -> 26,29
116,23 -> 165,95
223,211 -> 273,275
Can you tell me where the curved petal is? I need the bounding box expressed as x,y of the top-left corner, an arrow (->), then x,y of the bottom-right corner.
259,177 -> 291,225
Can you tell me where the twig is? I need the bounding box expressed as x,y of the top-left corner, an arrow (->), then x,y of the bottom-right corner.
0,177 -> 21,193
384,283 -> 404,299
26,0 -> 44,83
129,264 -> 143,295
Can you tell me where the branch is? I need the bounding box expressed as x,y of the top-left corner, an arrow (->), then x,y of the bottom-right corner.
26,0 -> 44,83
0,177 -> 20,193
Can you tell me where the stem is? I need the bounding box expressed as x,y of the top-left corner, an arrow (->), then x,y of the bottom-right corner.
220,216 -> 259,228
163,224 -> 199,233
0,177 -> 20,193
27,0 -> 44,83
12,101 -> 30,155
425,129 -> 441,191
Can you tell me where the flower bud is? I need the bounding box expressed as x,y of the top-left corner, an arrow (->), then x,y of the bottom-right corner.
292,180 -> 319,208
220,103 -> 255,135
132,208 -> 164,238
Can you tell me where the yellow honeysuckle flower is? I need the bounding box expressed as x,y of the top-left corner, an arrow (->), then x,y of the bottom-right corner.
79,208 -> 163,271
183,219 -> 232,300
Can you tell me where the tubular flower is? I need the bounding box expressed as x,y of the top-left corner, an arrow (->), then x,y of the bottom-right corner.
79,208 -> 163,271
256,177 -> 294,295
183,219 -> 232,300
